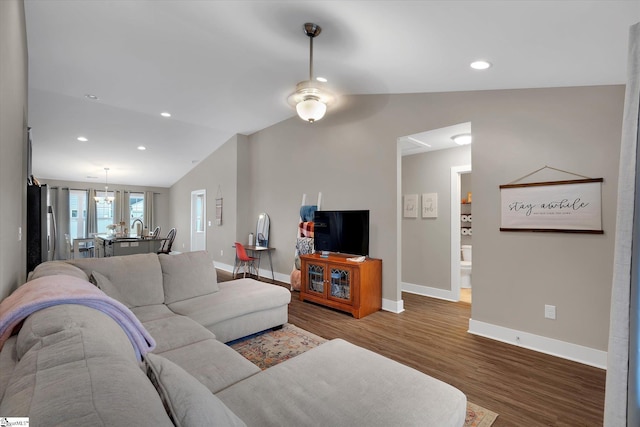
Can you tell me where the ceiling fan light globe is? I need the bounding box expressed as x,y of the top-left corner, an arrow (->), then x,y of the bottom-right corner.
296,98 -> 326,123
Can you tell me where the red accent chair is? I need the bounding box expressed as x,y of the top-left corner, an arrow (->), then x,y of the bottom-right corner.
233,242 -> 258,278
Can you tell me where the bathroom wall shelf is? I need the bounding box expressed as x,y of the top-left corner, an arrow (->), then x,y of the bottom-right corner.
461,203 -> 472,236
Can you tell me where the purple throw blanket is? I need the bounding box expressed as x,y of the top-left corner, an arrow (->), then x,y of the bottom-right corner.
0,274 -> 155,361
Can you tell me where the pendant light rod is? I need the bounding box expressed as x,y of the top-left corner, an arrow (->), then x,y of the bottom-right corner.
303,23 -> 321,82
309,35 -> 314,81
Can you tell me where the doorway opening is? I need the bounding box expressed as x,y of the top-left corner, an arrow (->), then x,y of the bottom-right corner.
451,166 -> 472,304
397,122 -> 472,306
191,189 -> 206,251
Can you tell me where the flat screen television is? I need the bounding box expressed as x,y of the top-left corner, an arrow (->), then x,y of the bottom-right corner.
313,210 -> 369,256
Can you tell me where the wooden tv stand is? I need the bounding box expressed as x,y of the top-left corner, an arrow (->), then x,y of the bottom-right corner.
299,253 -> 382,319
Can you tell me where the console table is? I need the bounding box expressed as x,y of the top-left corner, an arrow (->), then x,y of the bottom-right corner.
243,245 -> 275,282
299,253 -> 382,319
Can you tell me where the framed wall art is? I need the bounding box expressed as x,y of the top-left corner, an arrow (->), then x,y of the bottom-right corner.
500,178 -> 603,233
403,194 -> 418,218
422,193 -> 438,218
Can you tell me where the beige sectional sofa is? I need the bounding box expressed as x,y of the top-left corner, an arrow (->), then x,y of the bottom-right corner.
0,251 -> 467,426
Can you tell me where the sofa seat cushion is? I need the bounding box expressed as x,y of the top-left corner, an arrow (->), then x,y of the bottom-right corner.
0,305 -> 173,426
143,315 -> 217,353
145,352 -> 246,427
69,253 -> 164,307
131,303 -> 180,323
155,338 -> 260,394
167,279 -> 291,330
216,339 -> 467,427
159,251 -> 219,304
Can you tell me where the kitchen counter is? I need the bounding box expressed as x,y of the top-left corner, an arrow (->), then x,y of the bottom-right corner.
96,236 -> 167,257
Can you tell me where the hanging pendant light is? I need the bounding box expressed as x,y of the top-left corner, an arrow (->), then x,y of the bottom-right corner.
94,167 -> 115,204
287,23 -> 334,123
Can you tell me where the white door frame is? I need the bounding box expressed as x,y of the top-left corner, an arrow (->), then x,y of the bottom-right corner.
450,165 -> 472,302
191,189 -> 206,252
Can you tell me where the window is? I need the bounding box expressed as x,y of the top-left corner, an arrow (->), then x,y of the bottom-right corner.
96,192 -> 115,234
69,190 -> 88,239
196,193 -> 205,232
129,192 -> 145,234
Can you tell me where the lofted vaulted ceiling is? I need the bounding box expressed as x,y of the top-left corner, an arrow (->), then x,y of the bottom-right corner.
25,0 -> 640,187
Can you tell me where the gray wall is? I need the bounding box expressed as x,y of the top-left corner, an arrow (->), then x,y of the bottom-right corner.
402,146 -> 471,289
471,86 -> 622,351
39,179 -> 171,236
171,85 -> 623,353
0,0 -> 28,299
170,134 -> 248,265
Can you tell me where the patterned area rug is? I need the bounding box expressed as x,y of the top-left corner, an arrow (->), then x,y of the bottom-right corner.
228,323 -> 327,370
465,402 -> 499,427
229,323 -> 498,427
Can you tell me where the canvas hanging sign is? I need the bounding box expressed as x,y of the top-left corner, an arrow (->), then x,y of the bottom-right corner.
500,178 -> 603,233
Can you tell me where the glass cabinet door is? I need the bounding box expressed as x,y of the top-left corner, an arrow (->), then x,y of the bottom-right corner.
329,267 -> 351,301
307,263 -> 325,294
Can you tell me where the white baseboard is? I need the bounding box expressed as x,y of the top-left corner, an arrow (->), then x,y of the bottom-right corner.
468,319 -> 607,369
402,282 -> 458,302
382,298 -> 404,313
214,261 -> 234,273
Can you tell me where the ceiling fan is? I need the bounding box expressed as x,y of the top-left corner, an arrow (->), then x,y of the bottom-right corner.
287,23 -> 335,123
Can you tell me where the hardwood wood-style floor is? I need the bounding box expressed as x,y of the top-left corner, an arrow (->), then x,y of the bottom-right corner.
218,271 -> 606,426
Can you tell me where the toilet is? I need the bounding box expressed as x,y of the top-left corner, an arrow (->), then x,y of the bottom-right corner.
460,245 -> 472,288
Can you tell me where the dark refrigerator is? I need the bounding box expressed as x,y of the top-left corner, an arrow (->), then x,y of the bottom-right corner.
26,184 -> 56,274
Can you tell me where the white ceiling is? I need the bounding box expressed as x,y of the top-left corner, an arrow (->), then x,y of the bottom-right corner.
399,122 -> 472,157
25,1 -> 640,187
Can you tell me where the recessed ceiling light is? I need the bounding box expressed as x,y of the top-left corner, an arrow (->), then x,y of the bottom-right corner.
86,176 -> 98,179
77,136 -> 88,142
470,60 -> 492,70
316,77 -> 328,83
191,160 -> 199,164
137,146 -> 146,151
161,112 -> 171,118
451,134 -> 472,145
84,94 -> 99,100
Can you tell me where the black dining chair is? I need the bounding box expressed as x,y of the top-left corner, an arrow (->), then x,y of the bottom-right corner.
158,228 -> 176,254
151,226 -> 161,239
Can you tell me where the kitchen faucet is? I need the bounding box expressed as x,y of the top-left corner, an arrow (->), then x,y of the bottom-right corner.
132,218 -> 144,236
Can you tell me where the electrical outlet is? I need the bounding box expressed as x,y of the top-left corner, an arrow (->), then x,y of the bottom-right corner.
544,304 -> 556,320
18,227 -> 22,241
220,249 -> 223,256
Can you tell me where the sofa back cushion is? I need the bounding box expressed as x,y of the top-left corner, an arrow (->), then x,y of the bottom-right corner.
89,270 -> 133,308
145,352 -> 246,427
159,251 -> 219,304
69,253 -> 164,307
28,261 -> 89,282
1,305 -> 173,426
